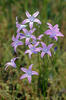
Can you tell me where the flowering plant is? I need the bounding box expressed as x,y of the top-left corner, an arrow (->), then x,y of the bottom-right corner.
5,11 -> 64,84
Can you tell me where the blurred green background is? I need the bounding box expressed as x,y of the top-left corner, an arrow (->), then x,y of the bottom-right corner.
0,0 -> 66,100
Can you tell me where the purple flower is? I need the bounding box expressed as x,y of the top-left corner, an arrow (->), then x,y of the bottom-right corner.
45,23 -> 64,41
25,42 -> 41,58
41,42 -> 54,58
11,34 -> 23,52
20,28 -> 36,45
5,57 -> 18,70
20,64 -> 38,83
16,17 -> 27,33
22,11 -> 41,29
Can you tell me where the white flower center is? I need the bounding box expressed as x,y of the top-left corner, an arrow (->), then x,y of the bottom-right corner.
26,33 -> 31,38
29,16 -> 35,22
27,70 -> 32,76
43,47 -> 48,53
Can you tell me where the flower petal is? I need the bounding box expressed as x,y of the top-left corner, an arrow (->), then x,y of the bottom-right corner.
31,35 -> 36,40
27,76 -> 31,83
25,50 -> 31,54
41,42 -> 46,48
34,18 -> 41,24
35,47 -> 41,52
32,71 -> 38,75
22,19 -> 30,24
29,28 -> 36,34
12,35 -> 16,41
25,38 -> 30,45
41,52 -> 45,58
48,43 -> 54,50
26,11 -> 31,18
34,42 -> 39,47
44,29 -> 52,35
29,22 -> 33,29
47,51 -> 51,56
21,68 -> 27,72
37,34 -> 43,40
20,74 -> 27,80
33,11 -> 39,17
54,36 -> 58,41
47,23 -> 53,29
22,28 -> 28,34
28,44 -> 33,49
29,64 -> 33,70
56,32 -> 64,37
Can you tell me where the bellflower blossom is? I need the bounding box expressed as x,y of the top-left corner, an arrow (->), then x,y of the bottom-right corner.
22,11 -> 41,29
16,17 -> 27,33
19,28 -> 36,45
25,42 -> 41,58
41,42 -> 54,58
5,57 -> 18,70
44,23 -> 64,41
11,34 -> 23,52
20,64 -> 38,83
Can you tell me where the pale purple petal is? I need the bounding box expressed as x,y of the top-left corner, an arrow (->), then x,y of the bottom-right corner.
28,44 -> 33,49
48,43 -> 54,49
21,68 -> 27,72
12,35 -> 15,41
31,35 -> 36,40
22,19 -> 30,24
53,24 -> 58,29
29,53 -> 32,58
29,28 -> 36,34
14,46 -> 17,52
16,33 -> 20,39
25,50 -> 31,54
47,23 -> 53,29
22,28 -> 28,34
44,29 -> 52,35
34,42 -> 39,47
29,64 -> 33,70
41,52 -> 45,58
26,11 -> 31,18
37,34 -> 43,40
29,22 -> 33,29
27,76 -> 31,83
54,36 -> 58,41
34,18 -> 41,24
47,51 -> 51,56
56,32 -> 64,37
20,74 -> 27,80
32,71 -> 38,75
11,57 -> 18,62
41,42 -> 46,48
33,11 -> 39,17
35,47 -> 41,52
25,38 -> 30,45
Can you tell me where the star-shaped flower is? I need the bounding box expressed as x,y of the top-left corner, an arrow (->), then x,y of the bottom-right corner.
20,64 -> 38,83
20,28 -> 36,45
44,23 -> 64,41
5,57 -> 18,70
22,11 -> 41,29
11,34 -> 23,52
41,42 -> 54,58
25,42 -> 41,58
16,17 -> 27,33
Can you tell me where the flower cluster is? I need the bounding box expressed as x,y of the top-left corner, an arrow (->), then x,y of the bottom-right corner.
5,11 -> 64,83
